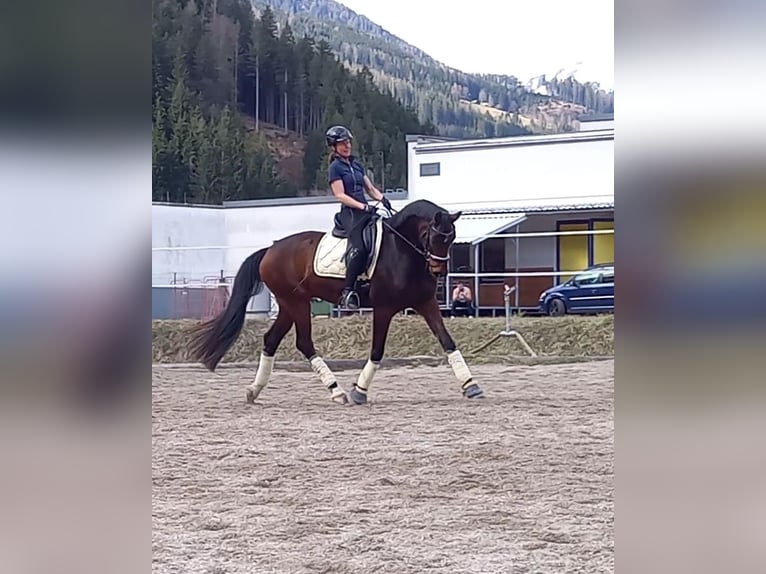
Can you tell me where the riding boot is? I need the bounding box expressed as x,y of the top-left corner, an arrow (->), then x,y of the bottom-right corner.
340,247 -> 365,309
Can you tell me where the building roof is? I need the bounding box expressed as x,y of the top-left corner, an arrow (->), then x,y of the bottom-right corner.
151,189 -> 410,210
440,198 -> 614,216
153,197 -> 612,215
454,213 -> 527,245
409,128 -> 613,154
405,134 -> 459,144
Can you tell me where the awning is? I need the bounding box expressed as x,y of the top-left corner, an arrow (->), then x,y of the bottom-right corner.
453,213 -> 527,245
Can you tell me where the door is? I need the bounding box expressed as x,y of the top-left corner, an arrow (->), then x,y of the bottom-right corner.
591,266 -> 615,311
558,223 -> 589,284
593,220 -> 614,265
567,268 -> 603,311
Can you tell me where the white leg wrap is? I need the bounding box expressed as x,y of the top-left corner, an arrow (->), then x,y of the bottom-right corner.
247,353 -> 274,399
310,356 -> 337,388
447,350 -> 473,389
355,359 -> 380,394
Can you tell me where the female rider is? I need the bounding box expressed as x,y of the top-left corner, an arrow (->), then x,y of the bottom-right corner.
325,125 -> 392,309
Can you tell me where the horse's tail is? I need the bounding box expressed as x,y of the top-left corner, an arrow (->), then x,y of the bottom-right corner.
188,248 -> 269,371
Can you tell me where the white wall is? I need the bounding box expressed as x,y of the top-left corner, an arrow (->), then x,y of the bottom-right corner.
224,202 -> 345,278
223,199 -> 409,276
409,133 -> 613,212
579,119 -> 614,132
152,199 -> 410,287
152,204 -> 225,285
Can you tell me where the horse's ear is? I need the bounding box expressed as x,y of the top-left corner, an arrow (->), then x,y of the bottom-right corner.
450,211 -> 462,222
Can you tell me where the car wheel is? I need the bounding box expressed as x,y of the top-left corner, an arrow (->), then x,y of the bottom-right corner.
548,298 -> 567,316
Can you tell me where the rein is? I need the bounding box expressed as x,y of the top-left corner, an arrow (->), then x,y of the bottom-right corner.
379,204 -> 453,264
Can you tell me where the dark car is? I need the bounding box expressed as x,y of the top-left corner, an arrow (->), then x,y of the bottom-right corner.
539,263 -> 614,316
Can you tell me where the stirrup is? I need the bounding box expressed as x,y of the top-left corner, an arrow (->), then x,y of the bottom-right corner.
340,289 -> 360,309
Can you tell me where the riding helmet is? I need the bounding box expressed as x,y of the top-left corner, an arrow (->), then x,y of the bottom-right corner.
325,125 -> 353,147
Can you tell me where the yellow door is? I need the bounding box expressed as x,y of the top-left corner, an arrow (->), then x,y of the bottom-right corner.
558,223 -> 589,283
593,220 -> 614,265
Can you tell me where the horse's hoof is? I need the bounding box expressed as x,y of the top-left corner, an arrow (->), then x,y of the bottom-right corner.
348,386 -> 368,405
246,388 -> 257,404
330,386 -> 348,405
463,384 -> 485,399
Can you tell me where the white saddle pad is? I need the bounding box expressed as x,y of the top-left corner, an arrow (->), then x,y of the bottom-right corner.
313,218 -> 384,280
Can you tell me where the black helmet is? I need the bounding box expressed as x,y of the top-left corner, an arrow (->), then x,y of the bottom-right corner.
325,125 -> 353,147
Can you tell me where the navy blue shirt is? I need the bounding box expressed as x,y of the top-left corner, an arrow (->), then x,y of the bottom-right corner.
328,155 -> 366,203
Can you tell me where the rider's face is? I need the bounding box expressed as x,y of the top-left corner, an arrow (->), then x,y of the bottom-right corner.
335,140 -> 351,157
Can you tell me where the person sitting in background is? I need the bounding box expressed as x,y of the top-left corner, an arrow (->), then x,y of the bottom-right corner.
451,281 -> 475,318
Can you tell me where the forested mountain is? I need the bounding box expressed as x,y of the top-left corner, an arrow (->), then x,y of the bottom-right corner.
524,72 -> 614,113
250,0 -> 614,136
152,0 -> 434,204
152,0 -> 614,204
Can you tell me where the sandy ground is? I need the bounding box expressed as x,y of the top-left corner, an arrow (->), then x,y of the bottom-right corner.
152,360 -> 614,574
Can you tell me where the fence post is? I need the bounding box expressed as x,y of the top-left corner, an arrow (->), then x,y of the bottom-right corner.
502,284 -> 514,335
500,283 -> 537,357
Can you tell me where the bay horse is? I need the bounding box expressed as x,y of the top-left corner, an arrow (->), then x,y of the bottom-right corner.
187,199 -> 485,405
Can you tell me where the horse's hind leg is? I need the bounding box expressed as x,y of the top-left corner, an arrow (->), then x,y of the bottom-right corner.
246,307 -> 293,404
292,298 -> 347,405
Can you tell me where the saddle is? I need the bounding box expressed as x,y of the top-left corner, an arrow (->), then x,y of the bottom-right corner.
313,215 -> 384,281
332,212 -> 378,261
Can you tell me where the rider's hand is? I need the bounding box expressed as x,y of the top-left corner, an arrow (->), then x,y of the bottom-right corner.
362,203 -> 376,214
381,196 -> 393,211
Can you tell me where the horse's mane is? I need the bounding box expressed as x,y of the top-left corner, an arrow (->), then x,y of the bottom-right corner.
387,199 -> 449,230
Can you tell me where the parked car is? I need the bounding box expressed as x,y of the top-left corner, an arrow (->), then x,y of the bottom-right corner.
539,263 -> 614,316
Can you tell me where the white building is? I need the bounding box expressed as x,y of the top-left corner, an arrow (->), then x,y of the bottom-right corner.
152,194 -> 410,317
574,113 -> 614,132
152,128 -> 613,316
405,128 -> 614,309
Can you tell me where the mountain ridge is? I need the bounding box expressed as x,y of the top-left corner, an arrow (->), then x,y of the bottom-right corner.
253,0 -> 441,63
250,0 -> 613,136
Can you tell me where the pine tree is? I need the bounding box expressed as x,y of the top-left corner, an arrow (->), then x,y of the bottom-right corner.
152,0 -> 441,202
152,95 -> 171,201
189,106 -> 214,202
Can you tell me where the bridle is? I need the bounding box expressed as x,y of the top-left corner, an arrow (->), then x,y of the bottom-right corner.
423,223 -> 454,264
380,211 -> 454,267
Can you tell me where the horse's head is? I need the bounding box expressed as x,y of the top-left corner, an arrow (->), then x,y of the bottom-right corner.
419,210 -> 461,277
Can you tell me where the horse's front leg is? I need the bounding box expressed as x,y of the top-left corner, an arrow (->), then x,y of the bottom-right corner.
414,298 -> 485,399
348,306 -> 396,405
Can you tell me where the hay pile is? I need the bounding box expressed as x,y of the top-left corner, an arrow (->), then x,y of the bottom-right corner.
153,314 -> 613,365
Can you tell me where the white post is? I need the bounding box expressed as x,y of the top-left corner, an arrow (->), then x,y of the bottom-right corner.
500,283 -> 537,357
502,284 -> 515,335
473,243 -> 480,318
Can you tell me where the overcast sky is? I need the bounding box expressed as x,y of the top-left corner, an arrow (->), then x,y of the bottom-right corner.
336,0 -> 614,90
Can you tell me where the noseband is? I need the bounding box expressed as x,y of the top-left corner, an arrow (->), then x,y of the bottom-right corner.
425,224 -> 454,264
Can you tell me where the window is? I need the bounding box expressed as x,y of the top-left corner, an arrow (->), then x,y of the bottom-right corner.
481,238 -> 505,273
449,243 -> 471,272
557,218 -> 614,284
573,270 -> 602,285
558,223 -> 589,283
419,162 -> 441,177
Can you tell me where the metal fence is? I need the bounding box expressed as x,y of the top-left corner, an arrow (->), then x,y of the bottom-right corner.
152,225 -> 613,318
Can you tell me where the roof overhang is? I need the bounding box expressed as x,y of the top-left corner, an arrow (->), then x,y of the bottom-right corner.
445,198 -> 614,215
413,129 -> 613,155
454,213 -> 527,245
